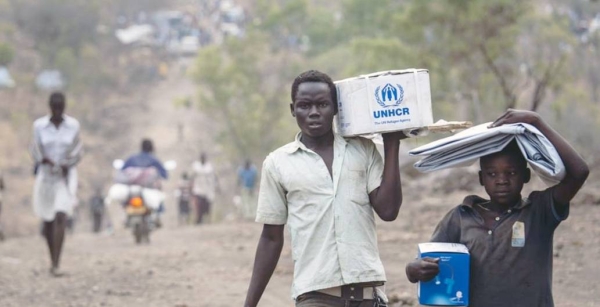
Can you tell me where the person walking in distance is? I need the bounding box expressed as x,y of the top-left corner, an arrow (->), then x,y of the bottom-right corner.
190,152 -> 218,224
175,172 -> 193,225
237,159 -> 258,220
89,188 -> 105,233
30,92 -> 83,277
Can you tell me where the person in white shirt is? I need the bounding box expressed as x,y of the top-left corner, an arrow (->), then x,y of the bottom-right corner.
30,92 -> 82,277
190,152 -> 219,224
244,70 -> 407,307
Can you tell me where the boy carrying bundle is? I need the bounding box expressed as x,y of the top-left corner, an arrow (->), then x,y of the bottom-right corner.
405,109 -> 589,307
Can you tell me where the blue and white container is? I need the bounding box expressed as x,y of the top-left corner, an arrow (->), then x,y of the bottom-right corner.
418,242 -> 470,306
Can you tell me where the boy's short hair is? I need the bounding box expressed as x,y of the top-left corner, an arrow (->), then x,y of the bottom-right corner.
480,140 -> 527,169
290,70 -> 338,111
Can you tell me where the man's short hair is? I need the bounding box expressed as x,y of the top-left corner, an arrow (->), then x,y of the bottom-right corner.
49,92 -> 65,104
291,70 -> 338,111
141,139 -> 154,153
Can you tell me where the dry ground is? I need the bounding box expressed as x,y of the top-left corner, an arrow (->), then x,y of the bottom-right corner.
1,189 -> 599,307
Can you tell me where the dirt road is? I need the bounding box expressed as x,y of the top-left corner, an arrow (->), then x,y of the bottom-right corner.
1,190 -> 599,306
0,221 -> 291,307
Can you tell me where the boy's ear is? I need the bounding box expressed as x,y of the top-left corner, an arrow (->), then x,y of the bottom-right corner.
478,171 -> 484,186
290,103 -> 295,117
523,168 -> 531,183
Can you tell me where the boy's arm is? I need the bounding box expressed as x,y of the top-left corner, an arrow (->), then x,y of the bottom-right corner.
244,224 -> 284,307
369,132 -> 407,221
490,109 -> 590,212
406,207 -> 461,283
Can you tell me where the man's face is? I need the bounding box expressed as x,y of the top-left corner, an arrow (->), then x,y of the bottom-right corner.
479,153 -> 528,207
290,82 -> 336,138
49,98 -> 65,118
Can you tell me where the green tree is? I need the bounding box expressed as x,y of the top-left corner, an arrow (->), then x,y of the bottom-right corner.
191,32 -> 301,161
194,0 -> 600,159
518,12 -> 575,111
379,0 -> 581,120
0,42 -> 13,66
395,0 -> 527,116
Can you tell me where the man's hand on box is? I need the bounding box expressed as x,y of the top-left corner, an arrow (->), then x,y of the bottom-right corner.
406,257 -> 440,283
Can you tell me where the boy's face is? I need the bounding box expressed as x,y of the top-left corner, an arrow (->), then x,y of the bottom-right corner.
290,82 -> 336,138
479,153 -> 530,207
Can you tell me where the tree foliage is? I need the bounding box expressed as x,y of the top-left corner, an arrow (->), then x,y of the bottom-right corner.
191,32 -> 301,161
194,0 -> 600,160
0,42 -> 14,66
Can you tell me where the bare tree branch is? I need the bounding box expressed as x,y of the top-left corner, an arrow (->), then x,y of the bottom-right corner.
530,55 -> 566,111
479,43 -> 517,109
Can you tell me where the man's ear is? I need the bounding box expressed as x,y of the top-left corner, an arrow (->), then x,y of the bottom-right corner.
290,103 -> 295,117
523,168 -> 531,184
478,171 -> 484,186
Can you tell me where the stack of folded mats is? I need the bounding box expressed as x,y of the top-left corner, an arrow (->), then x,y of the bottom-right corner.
409,122 -> 565,185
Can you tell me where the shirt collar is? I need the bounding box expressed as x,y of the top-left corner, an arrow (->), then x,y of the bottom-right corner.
284,132 -> 347,154
41,115 -> 71,129
460,195 -> 531,210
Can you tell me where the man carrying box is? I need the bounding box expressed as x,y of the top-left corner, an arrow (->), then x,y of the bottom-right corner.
244,70 -> 408,307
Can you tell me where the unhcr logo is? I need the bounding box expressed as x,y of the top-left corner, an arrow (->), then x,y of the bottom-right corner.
375,83 -> 404,108
374,83 -> 409,119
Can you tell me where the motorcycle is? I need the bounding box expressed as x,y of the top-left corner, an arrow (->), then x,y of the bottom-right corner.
107,159 -> 176,244
124,185 -> 151,244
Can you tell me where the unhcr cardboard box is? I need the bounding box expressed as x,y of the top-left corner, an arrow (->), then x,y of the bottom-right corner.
418,243 -> 470,306
334,69 -> 433,136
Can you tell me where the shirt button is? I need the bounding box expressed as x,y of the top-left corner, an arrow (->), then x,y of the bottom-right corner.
488,230 -> 492,235
495,217 -> 500,221
350,296 -> 355,299
508,210 -> 512,213
350,287 -> 354,291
